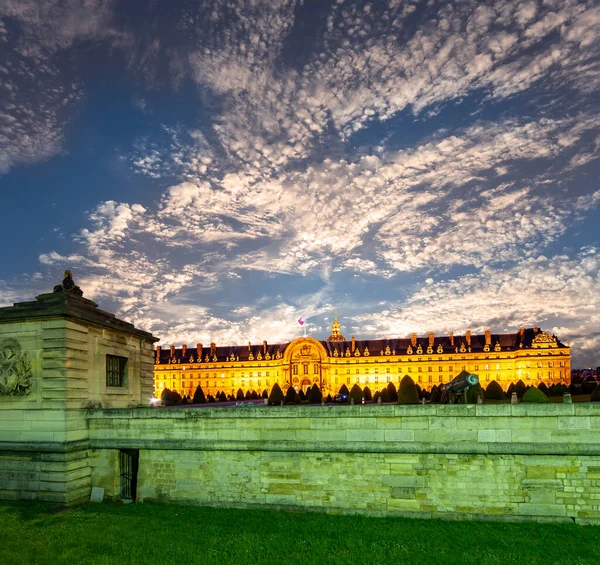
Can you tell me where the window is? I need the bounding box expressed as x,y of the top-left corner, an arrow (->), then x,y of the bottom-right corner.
496,364 -> 500,370
106,355 -> 127,387
303,364 -> 309,375
293,365 -> 298,376
314,364 -> 319,374
474,365 -> 479,371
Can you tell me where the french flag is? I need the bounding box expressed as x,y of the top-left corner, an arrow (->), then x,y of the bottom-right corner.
297,316 -> 305,326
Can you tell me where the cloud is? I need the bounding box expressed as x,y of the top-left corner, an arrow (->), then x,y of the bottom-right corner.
352,247 -> 600,366
0,0 -> 127,174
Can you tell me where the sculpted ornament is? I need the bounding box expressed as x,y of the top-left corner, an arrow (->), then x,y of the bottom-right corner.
532,332 -> 558,347
0,338 -> 32,396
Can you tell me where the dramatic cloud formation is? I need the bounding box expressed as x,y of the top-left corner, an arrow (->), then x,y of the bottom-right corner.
1,0 -> 599,366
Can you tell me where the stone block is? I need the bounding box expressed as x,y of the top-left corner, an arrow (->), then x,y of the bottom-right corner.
558,417 -> 590,430
382,475 -> 423,488
387,498 -> 421,511
346,430 -> 384,442
518,503 -> 567,517
384,430 -> 414,442
526,467 -> 557,480
390,487 -> 416,499
478,430 -> 496,443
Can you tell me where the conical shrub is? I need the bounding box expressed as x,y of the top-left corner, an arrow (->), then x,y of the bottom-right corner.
268,383 -> 284,405
349,383 -> 363,404
192,385 -> 206,404
485,380 -> 505,400
398,375 -> 419,405
307,383 -> 322,404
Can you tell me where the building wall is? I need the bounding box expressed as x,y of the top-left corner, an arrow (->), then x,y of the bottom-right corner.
154,336 -> 571,399
88,404 -> 600,523
0,314 -> 156,504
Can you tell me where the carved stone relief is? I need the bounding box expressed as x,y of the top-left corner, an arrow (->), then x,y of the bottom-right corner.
0,338 -> 32,396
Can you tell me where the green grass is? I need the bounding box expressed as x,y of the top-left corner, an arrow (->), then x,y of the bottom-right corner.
1,501 -> 599,565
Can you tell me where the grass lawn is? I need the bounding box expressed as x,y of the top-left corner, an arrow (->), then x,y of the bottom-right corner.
1,501 -> 599,565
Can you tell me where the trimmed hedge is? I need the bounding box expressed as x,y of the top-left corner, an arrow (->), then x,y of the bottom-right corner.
285,385 -> 299,404
307,383 -> 322,404
398,375 -> 419,405
522,386 -> 550,403
268,383 -> 284,405
349,384 -> 363,404
485,380 -> 505,400
192,385 -> 206,404
514,380 -> 527,398
387,382 -> 398,403
429,385 -> 441,404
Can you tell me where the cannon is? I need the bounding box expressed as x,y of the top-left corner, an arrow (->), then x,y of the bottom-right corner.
440,373 -> 479,404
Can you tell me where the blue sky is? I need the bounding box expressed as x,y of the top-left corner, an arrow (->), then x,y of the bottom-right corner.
1,0 -> 599,367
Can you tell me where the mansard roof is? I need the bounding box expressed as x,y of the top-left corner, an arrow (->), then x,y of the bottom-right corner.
155,328 -> 568,364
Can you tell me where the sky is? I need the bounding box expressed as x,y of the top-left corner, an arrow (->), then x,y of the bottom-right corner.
0,0 -> 599,367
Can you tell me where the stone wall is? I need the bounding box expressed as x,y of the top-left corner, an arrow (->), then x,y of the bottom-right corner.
88,403 -> 600,523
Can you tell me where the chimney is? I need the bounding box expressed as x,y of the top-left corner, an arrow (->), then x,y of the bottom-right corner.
248,341 -> 252,350
182,344 -> 188,356
411,333 -> 417,347
465,331 -> 471,346
351,336 -> 356,352
428,332 -> 434,347
210,342 -> 216,356
155,345 -> 161,362
196,343 -> 203,356
170,345 -> 175,357
484,330 -> 491,345
449,332 -> 454,346
263,340 -> 267,355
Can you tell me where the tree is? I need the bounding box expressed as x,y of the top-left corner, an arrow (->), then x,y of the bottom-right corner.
363,386 -> 372,402
245,390 -> 252,400
250,390 -> 258,400
514,379 -> 527,398
554,383 -> 568,397
349,383 -> 363,404
298,389 -> 307,402
507,382 -> 516,397
387,382 -> 398,402
337,384 -> 350,402
485,380 -> 505,401
207,394 -> 215,403
268,383 -> 285,405
522,387 -> 549,403
262,389 -> 269,399
285,385 -> 299,404
466,383 -> 485,404
591,387 -> 600,402
398,375 -> 419,405
429,385 -> 441,404
326,394 -> 332,403
236,389 -> 244,401
380,388 -> 390,403
192,385 -> 206,404
416,384 -> 422,399
307,383 -> 322,404
218,391 -> 227,402
537,382 -> 549,396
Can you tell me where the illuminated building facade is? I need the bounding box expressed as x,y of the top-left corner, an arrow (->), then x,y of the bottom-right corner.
153,316 -> 571,399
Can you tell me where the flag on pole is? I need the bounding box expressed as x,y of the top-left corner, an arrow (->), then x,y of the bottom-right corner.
297,316 -> 305,326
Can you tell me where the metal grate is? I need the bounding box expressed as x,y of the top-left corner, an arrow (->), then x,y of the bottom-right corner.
107,355 -> 127,387
119,449 -> 139,501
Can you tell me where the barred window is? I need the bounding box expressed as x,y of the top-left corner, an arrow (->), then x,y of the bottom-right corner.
106,355 -> 127,387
